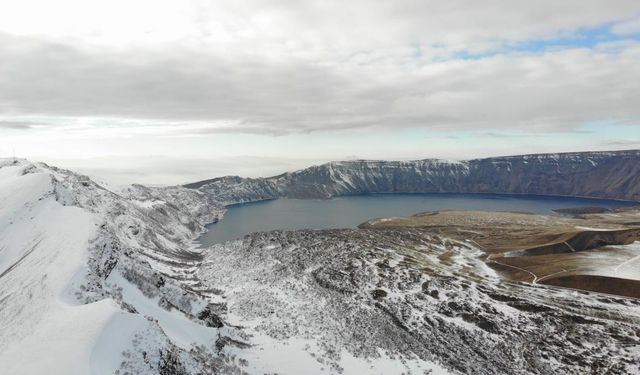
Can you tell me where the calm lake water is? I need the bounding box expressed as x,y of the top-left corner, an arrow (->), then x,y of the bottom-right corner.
198,193 -> 637,245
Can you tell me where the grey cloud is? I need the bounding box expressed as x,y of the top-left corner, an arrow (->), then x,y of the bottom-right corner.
600,140 -> 640,147
611,16 -> 640,35
0,33 -> 353,129
476,132 -> 544,139
0,120 -> 38,130
191,1 -> 640,53
1,27 -> 640,136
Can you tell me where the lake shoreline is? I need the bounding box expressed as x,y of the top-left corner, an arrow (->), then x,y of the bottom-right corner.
198,193 -> 638,246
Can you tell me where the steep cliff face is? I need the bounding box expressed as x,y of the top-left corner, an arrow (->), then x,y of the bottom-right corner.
280,159 -> 470,198
184,175 -> 281,205
462,151 -> 640,200
187,150 -> 640,202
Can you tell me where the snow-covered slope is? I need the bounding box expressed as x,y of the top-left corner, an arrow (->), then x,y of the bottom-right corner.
0,159 -> 112,374
0,159 -> 235,374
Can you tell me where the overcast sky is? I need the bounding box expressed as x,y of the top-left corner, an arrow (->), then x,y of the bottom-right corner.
1,1 -> 640,184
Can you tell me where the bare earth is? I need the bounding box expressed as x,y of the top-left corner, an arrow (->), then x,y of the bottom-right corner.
360,208 -> 640,298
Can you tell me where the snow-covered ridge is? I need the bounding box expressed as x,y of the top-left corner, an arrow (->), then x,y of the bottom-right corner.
0,159 -> 234,374
494,149 -> 640,161
188,150 -> 640,202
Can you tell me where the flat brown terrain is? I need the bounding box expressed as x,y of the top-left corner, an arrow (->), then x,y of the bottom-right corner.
360,208 -> 640,298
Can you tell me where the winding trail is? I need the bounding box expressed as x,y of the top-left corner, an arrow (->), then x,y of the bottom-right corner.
487,258 -> 539,284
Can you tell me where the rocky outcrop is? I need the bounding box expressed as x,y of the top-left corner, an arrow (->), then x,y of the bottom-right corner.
197,229 -> 640,375
462,151 -> 640,200
186,150 -> 640,203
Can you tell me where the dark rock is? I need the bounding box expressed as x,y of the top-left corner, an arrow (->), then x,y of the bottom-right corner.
215,336 -> 251,352
372,289 -> 388,300
476,319 -> 500,334
158,350 -> 188,375
197,306 -> 224,328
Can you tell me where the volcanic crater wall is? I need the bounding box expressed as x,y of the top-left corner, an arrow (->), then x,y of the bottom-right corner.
186,150 -> 640,203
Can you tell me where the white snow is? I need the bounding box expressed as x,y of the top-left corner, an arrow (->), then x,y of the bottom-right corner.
91,311 -> 154,374
108,271 -> 219,350
219,316 -> 453,375
574,226 -> 619,231
131,199 -> 166,209
0,161 -> 123,375
0,299 -> 122,375
610,241 -> 640,280
340,349 -> 451,375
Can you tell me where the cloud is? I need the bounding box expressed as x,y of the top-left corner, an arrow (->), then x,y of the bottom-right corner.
611,16 -> 640,35
477,132 -> 546,139
0,1 -> 639,138
0,120 -> 38,130
1,1 -> 638,53
600,139 -> 640,147
2,32 -> 640,136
